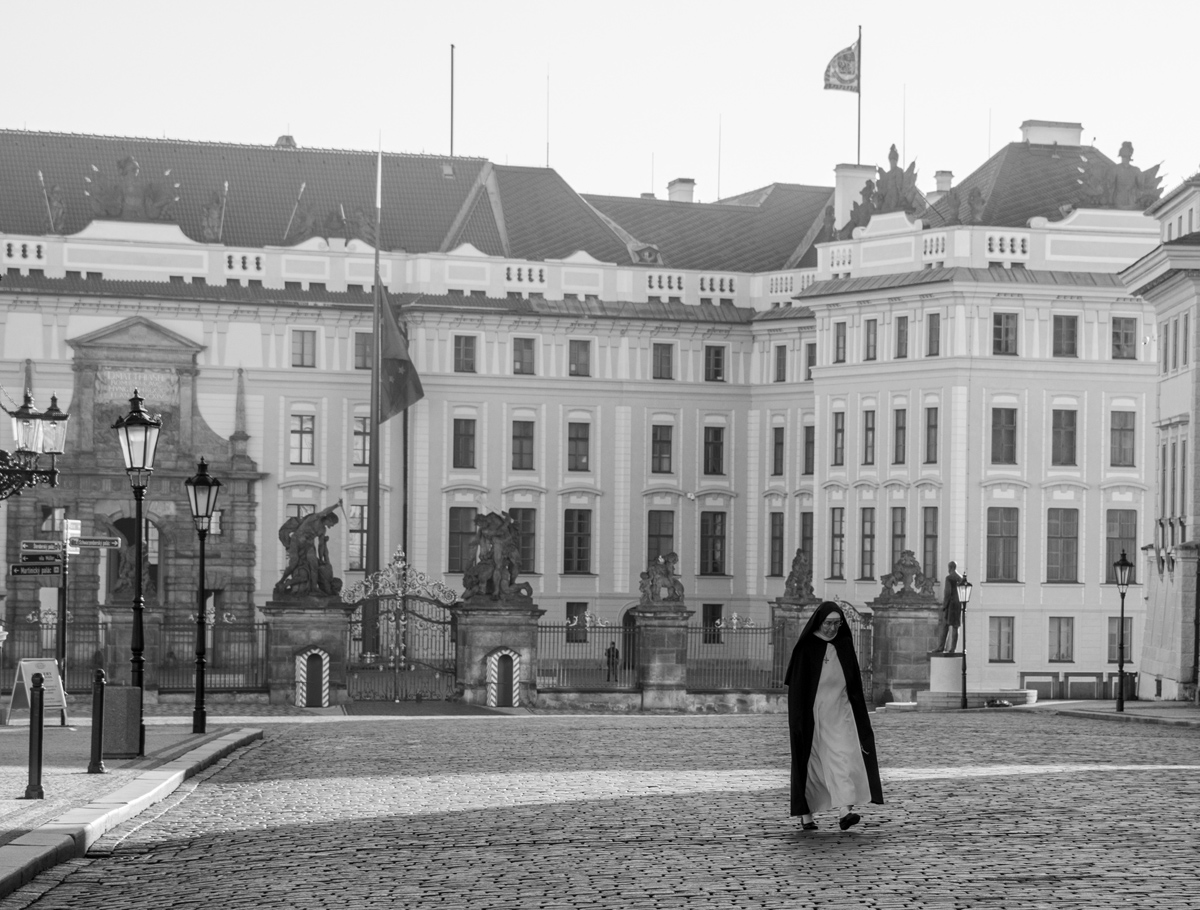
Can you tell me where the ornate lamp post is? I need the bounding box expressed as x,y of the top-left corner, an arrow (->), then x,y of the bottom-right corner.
1,391 -> 69,500
956,572 -> 973,709
184,459 -> 221,735
111,390 -> 162,757
1114,550 -> 1133,713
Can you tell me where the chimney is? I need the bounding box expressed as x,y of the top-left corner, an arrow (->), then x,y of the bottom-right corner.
928,170 -> 954,205
275,135 -> 298,149
833,163 -> 877,234
640,192 -> 656,200
667,178 -> 695,203
1019,120 -> 1083,147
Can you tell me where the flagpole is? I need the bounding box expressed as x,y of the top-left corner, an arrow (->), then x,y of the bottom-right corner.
365,142 -> 384,657
857,25 -> 862,165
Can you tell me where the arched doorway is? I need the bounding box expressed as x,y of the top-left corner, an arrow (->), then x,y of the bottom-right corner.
496,654 -> 514,707
305,653 -> 324,707
109,516 -> 159,604
622,610 -> 638,672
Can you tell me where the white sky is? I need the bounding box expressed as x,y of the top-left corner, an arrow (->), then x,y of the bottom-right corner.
6,0 -> 1198,201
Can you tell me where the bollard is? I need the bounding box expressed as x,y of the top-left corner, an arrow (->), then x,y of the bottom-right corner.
88,669 -> 107,774
25,673 -> 45,799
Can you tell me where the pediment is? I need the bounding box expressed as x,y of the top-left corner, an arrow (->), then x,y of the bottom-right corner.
448,242 -> 489,258
558,250 -> 605,265
68,316 -> 204,366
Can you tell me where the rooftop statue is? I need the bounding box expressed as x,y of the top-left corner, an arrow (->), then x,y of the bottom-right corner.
874,145 -> 926,217
84,156 -> 180,222
1080,142 -> 1163,210
275,501 -> 343,597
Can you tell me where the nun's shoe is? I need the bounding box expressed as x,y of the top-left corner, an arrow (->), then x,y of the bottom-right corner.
838,813 -> 861,830
802,821 -> 818,831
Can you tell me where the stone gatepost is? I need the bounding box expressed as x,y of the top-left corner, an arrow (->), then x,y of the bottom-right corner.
261,595 -> 352,705
630,552 -> 693,710
868,550 -> 942,704
771,548 -> 822,685
452,594 -> 544,707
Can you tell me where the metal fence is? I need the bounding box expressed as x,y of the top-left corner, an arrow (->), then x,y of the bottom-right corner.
1,622 -> 108,693
536,622 -> 638,689
686,623 -> 777,689
345,596 -> 457,701
157,622 -> 269,692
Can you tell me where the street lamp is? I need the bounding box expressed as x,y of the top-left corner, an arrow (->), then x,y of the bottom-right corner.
184,458 -> 221,735
0,391 -> 69,500
111,390 -> 162,757
1114,549 -> 1133,713
956,572 -> 973,709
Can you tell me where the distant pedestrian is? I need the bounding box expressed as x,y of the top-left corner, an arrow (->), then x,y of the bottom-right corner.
785,601 -> 883,831
605,641 -> 620,681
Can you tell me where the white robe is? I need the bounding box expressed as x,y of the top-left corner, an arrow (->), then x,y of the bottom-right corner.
805,642 -> 872,813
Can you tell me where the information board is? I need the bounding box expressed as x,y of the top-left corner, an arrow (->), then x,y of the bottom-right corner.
5,659 -> 68,725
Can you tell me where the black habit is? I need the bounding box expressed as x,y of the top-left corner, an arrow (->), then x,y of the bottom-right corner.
784,601 -> 884,816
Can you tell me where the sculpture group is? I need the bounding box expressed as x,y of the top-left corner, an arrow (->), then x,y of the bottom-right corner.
638,552 -> 685,604
463,511 -> 532,601
275,501 -> 343,597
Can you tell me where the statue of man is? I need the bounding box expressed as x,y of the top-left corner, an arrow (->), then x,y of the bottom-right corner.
277,501 -> 341,594
933,561 -> 964,653
1110,141 -> 1142,209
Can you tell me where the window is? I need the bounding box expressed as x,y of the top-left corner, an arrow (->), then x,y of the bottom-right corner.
859,508 -> 876,580
512,421 -> 534,471
803,426 -> 815,475
569,340 -> 591,377
1161,323 -> 1169,374
834,323 -> 847,363
513,337 -> 535,374
1046,508 -> 1079,582
1111,317 -> 1137,360
452,418 -> 476,469
563,509 -> 592,573
1185,314 -> 1191,366
286,503 -> 316,521
1053,315 -> 1078,357
647,510 -> 675,565
567,423 -> 590,472
805,342 -> 817,380
801,512 -> 814,565
986,507 -> 1019,581
924,407 -> 938,464
893,408 -> 907,464
40,506 -> 65,532
1106,510 -> 1137,584
566,602 -> 589,643
448,507 -> 477,572
991,408 -> 1017,464
289,414 -> 315,465
509,508 -> 536,574
353,332 -> 372,370
1051,410 -> 1077,466
895,316 -> 909,359
922,507 -> 938,580
769,513 -> 785,576
1173,318 -> 1180,370
774,345 -> 787,382
829,508 -> 845,578
209,510 -> 223,536
704,345 -> 726,382
864,319 -> 877,361
348,505 -> 368,571
1049,617 -> 1074,662
993,313 -> 1018,355
862,411 -> 876,465
292,329 -> 316,368
772,427 -> 785,476
651,425 -> 673,474
926,313 -> 941,357
890,507 -> 906,569
1108,616 -> 1134,663
702,604 -> 724,644
454,335 -> 476,373
703,427 -> 725,475
352,416 -> 370,467
700,511 -> 727,575
989,616 -> 1014,662
832,412 -> 845,466
653,343 -> 674,380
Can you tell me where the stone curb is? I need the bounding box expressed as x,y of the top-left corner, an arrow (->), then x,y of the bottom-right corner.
1049,708 -> 1200,728
0,727 -> 263,899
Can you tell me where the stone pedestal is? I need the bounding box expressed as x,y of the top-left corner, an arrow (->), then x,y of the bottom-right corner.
261,595 -> 353,706
868,599 -> 942,704
929,653 -> 962,692
770,597 -> 820,686
453,595 -> 545,707
629,604 -> 693,710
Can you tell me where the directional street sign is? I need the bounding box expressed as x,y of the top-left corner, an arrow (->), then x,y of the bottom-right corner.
20,541 -> 63,552
10,565 -> 62,577
69,537 -> 121,549
20,553 -> 63,564
63,519 -> 81,555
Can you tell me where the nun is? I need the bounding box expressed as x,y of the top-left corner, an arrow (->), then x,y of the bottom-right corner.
784,600 -> 883,831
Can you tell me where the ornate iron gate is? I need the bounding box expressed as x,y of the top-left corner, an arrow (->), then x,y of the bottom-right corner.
346,595 -> 457,701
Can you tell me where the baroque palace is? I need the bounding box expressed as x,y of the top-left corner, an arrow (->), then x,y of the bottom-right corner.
0,119 -> 1196,702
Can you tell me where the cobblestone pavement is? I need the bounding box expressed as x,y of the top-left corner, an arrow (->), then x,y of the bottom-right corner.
2,710 -> 1198,910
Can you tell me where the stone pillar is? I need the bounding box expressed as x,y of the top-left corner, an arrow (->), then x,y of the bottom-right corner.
629,604 -> 693,710
869,600 -> 942,704
261,595 -> 353,705
770,597 -> 819,685
452,595 -> 544,707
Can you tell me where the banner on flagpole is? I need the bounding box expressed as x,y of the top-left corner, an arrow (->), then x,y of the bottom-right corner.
378,290 -> 425,423
824,41 -> 860,93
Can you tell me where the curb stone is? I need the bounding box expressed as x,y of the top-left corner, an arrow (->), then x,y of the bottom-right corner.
0,727 -> 262,899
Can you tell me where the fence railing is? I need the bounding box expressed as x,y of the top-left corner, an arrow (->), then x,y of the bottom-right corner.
1,623 -> 107,693
686,624 -> 778,689
537,623 -> 638,689
156,622 -> 269,692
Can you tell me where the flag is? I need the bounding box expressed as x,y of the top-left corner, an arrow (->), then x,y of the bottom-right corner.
824,40 -> 859,93
378,290 -> 424,423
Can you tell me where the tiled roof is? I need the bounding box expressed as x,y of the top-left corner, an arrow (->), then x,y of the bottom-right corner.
923,142 -> 1116,229
795,266 -> 1126,299
1166,231 -> 1200,247
400,292 -> 755,324
451,189 -> 507,257
752,304 -> 815,322
583,183 -> 833,272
